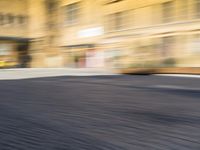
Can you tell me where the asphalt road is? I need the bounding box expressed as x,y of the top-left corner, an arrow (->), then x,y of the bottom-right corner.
0,75 -> 200,150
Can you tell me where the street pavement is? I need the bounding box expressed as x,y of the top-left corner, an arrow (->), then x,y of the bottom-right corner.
0,75 -> 200,150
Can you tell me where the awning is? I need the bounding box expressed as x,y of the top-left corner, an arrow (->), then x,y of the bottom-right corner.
0,36 -> 31,42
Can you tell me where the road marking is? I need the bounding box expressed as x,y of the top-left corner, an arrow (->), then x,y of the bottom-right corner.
155,74 -> 200,78
153,85 -> 200,91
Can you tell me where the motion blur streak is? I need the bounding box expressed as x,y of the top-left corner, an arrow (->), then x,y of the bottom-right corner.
0,0 -> 200,71
0,0 -> 200,150
0,75 -> 200,149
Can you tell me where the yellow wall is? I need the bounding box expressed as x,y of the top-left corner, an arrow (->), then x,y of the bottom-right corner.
0,0 -> 29,37
59,0 -> 104,46
1,0 -> 200,67
28,0 -> 47,38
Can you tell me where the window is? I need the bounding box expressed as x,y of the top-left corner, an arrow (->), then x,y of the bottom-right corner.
106,11 -> 129,31
195,0 -> 200,18
7,14 -> 14,24
46,1 -> 56,14
178,0 -> 188,19
18,15 -> 27,25
0,13 -> 27,26
0,14 -> 4,25
115,12 -> 124,30
162,1 -> 174,23
65,2 -> 80,25
2,14 -> 11,25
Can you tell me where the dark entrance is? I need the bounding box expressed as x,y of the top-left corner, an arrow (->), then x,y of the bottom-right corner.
17,41 -> 31,68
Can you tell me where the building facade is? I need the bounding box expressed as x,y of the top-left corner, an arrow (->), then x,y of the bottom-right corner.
59,0 -> 200,68
0,0 -> 30,67
1,0 -> 200,68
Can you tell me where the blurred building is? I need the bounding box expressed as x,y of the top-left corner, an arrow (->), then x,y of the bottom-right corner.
59,0 -> 200,68
1,0 -> 200,68
0,0 -> 30,67
98,0 -> 200,68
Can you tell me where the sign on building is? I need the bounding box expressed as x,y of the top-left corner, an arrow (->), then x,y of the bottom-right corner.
0,44 -> 11,55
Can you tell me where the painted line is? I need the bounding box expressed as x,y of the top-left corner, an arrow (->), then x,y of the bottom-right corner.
154,74 -> 200,78
153,85 -> 200,91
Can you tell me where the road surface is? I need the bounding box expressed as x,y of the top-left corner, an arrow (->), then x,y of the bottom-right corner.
0,75 -> 200,150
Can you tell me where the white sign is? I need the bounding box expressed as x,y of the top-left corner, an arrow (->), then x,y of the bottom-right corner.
0,44 -> 11,55
78,27 -> 104,38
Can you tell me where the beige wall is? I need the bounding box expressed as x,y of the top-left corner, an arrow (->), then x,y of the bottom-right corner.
59,0 -> 104,46
1,0 -> 200,67
0,0 -> 29,37
28,0 -> 47,38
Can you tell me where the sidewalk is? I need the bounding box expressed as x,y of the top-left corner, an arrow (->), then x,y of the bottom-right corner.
0,68 -> 118,80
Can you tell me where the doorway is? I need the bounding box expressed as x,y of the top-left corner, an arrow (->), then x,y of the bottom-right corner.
17,41 -> 31,68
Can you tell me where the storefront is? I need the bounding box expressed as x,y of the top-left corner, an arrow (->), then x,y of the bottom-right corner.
0,37 -> 31,68
63,44 -> 95,68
